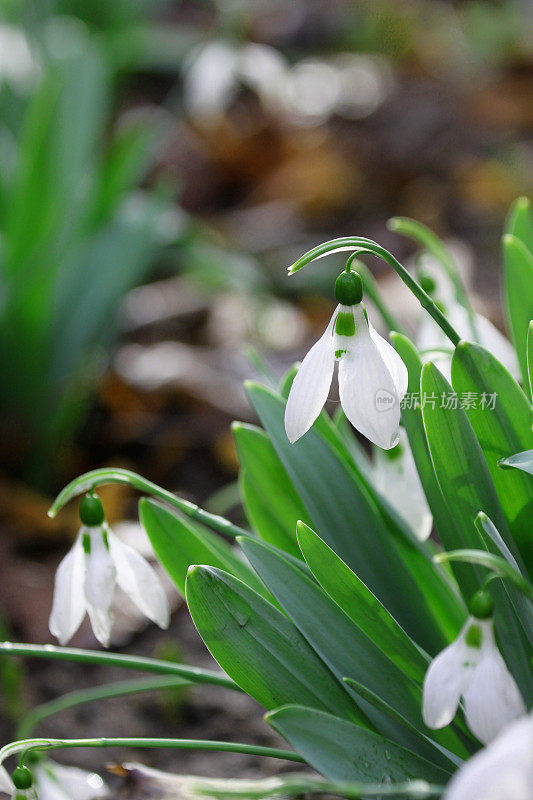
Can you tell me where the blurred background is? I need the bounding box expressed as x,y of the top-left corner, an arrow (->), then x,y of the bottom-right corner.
0,0 -> 532,789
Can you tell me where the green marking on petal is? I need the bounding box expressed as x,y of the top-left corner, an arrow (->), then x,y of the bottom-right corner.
334,349 -> 347,359
334,312 -> 355,337
465,623 -> 482,649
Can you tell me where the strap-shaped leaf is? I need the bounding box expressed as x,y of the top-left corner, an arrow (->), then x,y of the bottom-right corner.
240,536 -> 468,759
502,233 -> 533,389
528,321 -> 533,398
139,499 -> 268,598
267,706 -> 451,784
451,341 -> 533,571
506,196 -> 533,259
185,565 -> 362,723
296,521 -> 428,683
391,333 -> 469,621
246,381 -> 459,652
233,423 -> 309,557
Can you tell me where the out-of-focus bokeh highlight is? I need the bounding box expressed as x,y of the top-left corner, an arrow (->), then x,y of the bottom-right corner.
0,0 -> 532,775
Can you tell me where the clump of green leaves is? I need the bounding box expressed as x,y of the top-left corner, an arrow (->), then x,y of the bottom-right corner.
1,200 -> 532,799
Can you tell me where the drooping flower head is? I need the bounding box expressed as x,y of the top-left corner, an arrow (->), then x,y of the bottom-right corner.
423,589 -> 526,745
285,269 -> 407,449
49,492 -> 169,648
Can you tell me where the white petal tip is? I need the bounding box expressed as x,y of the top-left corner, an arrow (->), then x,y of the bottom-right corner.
285,429 -> 300,444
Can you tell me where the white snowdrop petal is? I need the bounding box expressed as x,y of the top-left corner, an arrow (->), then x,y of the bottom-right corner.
463,649 -> 526,745
339,308 -> 401,449
444,713 -> 533,800
369,323 -> 408,399
84,529 -> 116,614
49,534 -> 86,645
86,603 -> 113,648
34,767 -> 72,800
422,634 -> 474,729
38,762 -> 107,800
108,531 -> 169,628
0,766 -> 13,792
284,310 -> 336,443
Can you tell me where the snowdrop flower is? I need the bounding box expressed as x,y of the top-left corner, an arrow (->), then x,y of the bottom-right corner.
444,712 -> 533,800
373,428 -> 432,540
416,256 -> 519,381
49,492 -> 169,647
183,41 -> 287,120
285,270 -> 407,449
423,591 -> 526,745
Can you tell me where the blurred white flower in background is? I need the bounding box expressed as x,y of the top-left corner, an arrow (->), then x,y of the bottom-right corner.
183,41 -> 287,119
32,762 -> 106,800
415,253 -> 519,381
183,41 -> 393,125
0,25 -> 40,92
373,428 -> 432,540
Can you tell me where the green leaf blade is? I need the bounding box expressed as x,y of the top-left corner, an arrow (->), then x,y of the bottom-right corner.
451,341 -> 533,569
502,233 -> 533,389
185,566 -> 362,722
267,706 -> 452,784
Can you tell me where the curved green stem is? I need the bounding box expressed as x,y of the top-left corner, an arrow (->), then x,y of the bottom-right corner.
145,773 -> 445,800
47,467 -> 247,539
0,642 -> 240,692
346,256 -> 405,334
0,737 -> 304,769
288,237 -> 461,346
387,216 -> 479,341
434,551 -> 533,603
16,676 -> 191,740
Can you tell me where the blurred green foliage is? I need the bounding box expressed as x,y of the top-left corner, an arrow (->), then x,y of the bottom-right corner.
0,18 -> 175,488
